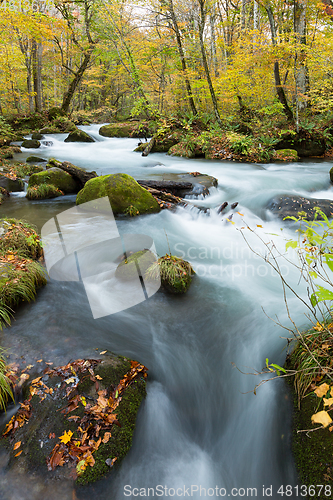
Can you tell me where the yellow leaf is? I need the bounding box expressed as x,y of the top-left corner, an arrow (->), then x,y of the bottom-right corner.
314,383 -> 330,398
256,224 -> 263,228
81,396 -> 86,407
226,219 -> 235,225
324,397 -> 333,407
100,350 -> 107,355
314,322 -> 324,331
65,377 -> 75,385
13,441 -> 21,450
76,459 -> 86,475
102,432 -> 111,444
96,375 -> 102,380
311,410 -> 332,428
59,430 -> 73,444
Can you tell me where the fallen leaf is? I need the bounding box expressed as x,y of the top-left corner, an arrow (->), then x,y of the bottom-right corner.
36,359 -> 43,363
14,450 -> 23,457
49,433 -> 56,439
65,377 -> 75,385
314,383 -> 330,398
26,364 -> 34,370
76,460 -> 86,475
96,375 -> 102,380
13,441 -> 21,450
59,430 -> 73,444
105,457 -> 117,467
324,397 -> 333,407
81,396 -> 86,407
256,224 -> 263,228
311,410 -> 332,428
102,432 -> 111,444
99,351 -> 107,355
31,377 -> 42,385
237,212 -> 244,216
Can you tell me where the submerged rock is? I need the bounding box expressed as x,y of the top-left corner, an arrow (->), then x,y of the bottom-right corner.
115,250 -> 157,281
76,173 -> 161,215
26,156 -> 47,163
267,195 -> 333,220
28,167 -> 80,194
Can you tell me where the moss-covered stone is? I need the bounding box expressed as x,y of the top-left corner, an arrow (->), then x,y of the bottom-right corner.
330,166 -> 333,184
64,128 -> 94,143
0,186 -> 9,204
99,123 -> 134,138
26,156 -> 47,163
146,254 -> 195,294
28,167 -> 79,193
26,184 -> 64,200
21,139 -> 40,149
273,149 -> 299,162
76,173 -> 161,215
31,132 -> 44,140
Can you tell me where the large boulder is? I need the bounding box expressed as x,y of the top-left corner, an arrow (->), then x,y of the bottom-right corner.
99,123 -> 134,138
64,128 -> 94,143
0,173 -> 24,192
76,173 -> 161,215
21,139 -> 40,149
275,129 -> 326,157
28,167 -> 80,193
268,195 -> 333,220
273,149 -> 299,162
329,166 -> 333,184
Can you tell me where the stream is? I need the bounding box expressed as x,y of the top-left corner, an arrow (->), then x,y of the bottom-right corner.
0,124 -> 333,499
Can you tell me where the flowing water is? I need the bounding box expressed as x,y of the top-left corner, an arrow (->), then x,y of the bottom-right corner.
1,125 -> 333,499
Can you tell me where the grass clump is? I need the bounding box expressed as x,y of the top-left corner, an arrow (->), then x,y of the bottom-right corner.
26,183 -> 64,200
0,346 -> 13,410
145,254 -> 195,294
9,162 -> 44,178
0,218 -> 43,259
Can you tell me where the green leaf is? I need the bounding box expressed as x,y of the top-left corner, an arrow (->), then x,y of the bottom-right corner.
285,240 -> 298,250
310,293 -> 318,307
315,285 -> 333,303
270,363 -> 287,374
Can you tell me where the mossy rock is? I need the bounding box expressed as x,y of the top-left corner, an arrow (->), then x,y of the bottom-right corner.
273,149 -> 298,162
146,255 -> 195,294
26,156 -> 47,163
330,166 -> 333,184
0,173 -> 24,192
26,184 -> 64,200
275,128 -> 326,157
21,139 -> 40,149
1,355 -> 146,486
134,142 -> 148,152
76,173 -> 161,215
99,123 -> 134,138
64,128 -> 94,143
31,132 -> 44,140
9,163 -> 44,179
115,250 -> 156,281
47,106 -> 66,121
0,218 -> 43,259
39,126 -> 61,134
168,142 -> 196,158
28,167 -> 79,193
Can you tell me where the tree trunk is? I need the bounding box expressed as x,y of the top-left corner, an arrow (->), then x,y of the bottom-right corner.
265,5 -> 294,121
198,0 -> 223,126
168,0 -> 197,115
61,51 -> 92,114
32,39 -> 43,112
253,1 -> 259,31
294,0 -> 309,110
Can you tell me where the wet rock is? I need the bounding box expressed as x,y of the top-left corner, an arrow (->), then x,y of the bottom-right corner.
145,254 -> 195,294
115,250 -> 156,281
26,156 -> 47,163
31,132 -> 44,140
273,149 -> 299,162
64,129 -> 94,143
28,167 -> 80,194
267,195 -> 333,220
76,173 -> 160,215
21,139 -> 40,149
0,173 -> 24,192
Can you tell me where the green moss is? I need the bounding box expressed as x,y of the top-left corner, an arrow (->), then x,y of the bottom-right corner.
0,218 -> 43,259
64,128 -> 94,143
274,149 -> 299,161
26,184 -> 64,200
146,254 -> 195,294
28,167 -> 79,193
10,162 -> 44,178
99,123 -> 134,138
77,377 -> 146,485
26,156 -> 47,164
21,139 -> 41,149
76,173 -> 160,215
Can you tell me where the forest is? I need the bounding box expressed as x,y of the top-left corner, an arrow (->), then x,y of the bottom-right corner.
0,0 -> 333,127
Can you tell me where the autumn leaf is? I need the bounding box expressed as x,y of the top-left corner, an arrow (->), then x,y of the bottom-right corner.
324,397 -> 333,407
96,375 -> 102,380
99,351 -> 107,355
314,383 -> 330,398
59,430 -> 73,444
76,460 -> 86,475
81,396 -> 87,407
311,410 -> 332,428
237,212 -> 244,216
256,224 -> 263,228
14,450 -> 23,457
13,441 -> 21,450
102,432 -> 111,444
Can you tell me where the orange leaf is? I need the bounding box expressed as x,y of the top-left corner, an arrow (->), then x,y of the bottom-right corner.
102,432 -> 111,444
13,441 -> 21,450
15,450 -> 23,457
